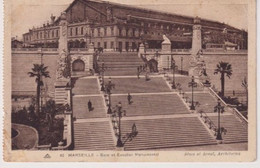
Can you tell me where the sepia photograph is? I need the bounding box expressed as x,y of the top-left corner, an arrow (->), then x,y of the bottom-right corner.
2,0 -> 257,162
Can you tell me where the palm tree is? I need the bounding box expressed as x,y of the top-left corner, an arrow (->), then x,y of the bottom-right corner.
28,64 -> 50,117
214,61 -> 232,97
241,76 -> 248,107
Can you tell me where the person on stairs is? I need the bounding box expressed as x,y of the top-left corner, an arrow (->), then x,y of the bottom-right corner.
88,100 -> 92,112
127,93 -> 132,105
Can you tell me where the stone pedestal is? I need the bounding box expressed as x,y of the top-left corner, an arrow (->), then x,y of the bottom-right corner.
162,42 -> 171,52
160,40 -> 172,71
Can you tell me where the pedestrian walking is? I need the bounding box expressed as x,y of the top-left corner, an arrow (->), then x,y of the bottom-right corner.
127,93 -> 132,105
137,67 -> 140,79
88,100 -> 92,112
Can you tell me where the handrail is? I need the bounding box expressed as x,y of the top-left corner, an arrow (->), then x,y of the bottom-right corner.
208,87 -> 228,106
208,86 -> 248,124
199,111 -> 217,134
232,107 -> 248,124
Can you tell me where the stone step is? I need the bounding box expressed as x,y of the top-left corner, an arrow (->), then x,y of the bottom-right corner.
208,115 -> 248,143
73,121 -> 115,150
120,117 -> 217,150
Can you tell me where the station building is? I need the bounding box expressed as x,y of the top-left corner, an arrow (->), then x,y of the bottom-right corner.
22,0 -> 247,51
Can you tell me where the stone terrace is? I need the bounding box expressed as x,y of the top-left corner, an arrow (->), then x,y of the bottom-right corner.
186,92 -> 217,113
175,76 -> 204,92
72,78 -> 100,95
73,96 -> 106,119
111,93 -> 190,117
105,77 -> 171,94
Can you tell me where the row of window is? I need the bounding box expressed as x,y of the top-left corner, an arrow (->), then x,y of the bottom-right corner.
94,41 -> 138,49
24,29 -> 60,42
140,22 -> 191,32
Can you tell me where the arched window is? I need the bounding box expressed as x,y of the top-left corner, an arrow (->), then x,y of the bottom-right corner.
72,59 -> 85,72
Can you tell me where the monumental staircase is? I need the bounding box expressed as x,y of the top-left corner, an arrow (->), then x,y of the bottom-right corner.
97,52 -> 144,76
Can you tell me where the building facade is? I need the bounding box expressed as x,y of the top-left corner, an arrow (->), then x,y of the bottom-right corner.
22,0 -> 248,51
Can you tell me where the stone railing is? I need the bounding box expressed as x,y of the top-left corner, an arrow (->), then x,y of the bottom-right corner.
69,48 -> 88,51
12,48 -> 39,51
145,49 -> 162,52
144,48 -> 191,53
202,49 -> 247,54
52,111 -> 73,150
199,110 -> 218,135
12,48 -> 58,52
208,87 -> 248,124
37,89 -> 73,150
41,48 -> 58,51
171,49 -> 191,53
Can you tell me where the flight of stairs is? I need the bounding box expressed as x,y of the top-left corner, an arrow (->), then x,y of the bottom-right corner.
121,117 -> 217,150
111,94 -> 190,117
54,88 -> 68,105
209,115 -> 248,143
97,52 -> 144,76
74,121 -> 115,150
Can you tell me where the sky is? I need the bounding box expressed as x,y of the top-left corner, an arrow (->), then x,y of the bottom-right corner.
11,0 -> 248,40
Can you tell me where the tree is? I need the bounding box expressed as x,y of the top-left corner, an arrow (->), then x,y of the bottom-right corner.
241,76 -> 248,107
28,64 -> 50,117
214,61 -> 232,97
43,99 -> 57,131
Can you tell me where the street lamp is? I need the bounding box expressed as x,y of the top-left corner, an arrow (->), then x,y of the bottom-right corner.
112,102 -> 126,147
100,62 -> 105,91
171,59 -> 178,89
188,76 -> 197,110
181,57 -> 183,75
214,99 -> 225,140
105,77 -> 115,114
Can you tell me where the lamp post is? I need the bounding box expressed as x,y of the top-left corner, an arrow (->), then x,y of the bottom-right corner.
181,57 -> 183,75
188,76 -> 197,110
214,99 -> 225,140
113,102 -> 125,147
105,77 -> 115,114
100,62 -> 105,91
171,59 -> 178,89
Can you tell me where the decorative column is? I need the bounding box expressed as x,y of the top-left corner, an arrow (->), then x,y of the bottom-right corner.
191,16 -> 202,55
55,12 -> 71,105
189,16 -> 202,77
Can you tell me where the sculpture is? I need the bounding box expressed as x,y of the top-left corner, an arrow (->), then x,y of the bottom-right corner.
162,34 -> 171,44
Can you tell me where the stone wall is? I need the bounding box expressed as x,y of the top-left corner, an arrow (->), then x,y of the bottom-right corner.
12,51 -> 58,96
203,53 -> 247,92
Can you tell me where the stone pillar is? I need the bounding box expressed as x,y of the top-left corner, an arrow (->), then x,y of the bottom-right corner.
191,16 -> 202,55
189,17 -> 202,77
55,12 -> 71,105
159,37 -> 172,71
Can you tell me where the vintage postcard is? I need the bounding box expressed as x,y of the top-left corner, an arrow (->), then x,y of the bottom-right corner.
3,0 -> 256,162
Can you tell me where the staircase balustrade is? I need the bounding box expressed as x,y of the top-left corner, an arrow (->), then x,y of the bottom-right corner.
199,110 -> 218,136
